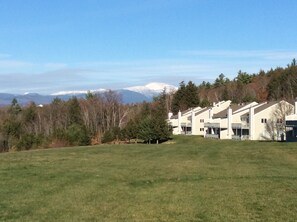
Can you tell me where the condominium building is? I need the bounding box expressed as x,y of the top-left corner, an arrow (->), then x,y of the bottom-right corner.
168,99 -> 296,141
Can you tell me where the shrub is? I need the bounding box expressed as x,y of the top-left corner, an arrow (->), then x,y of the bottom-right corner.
102,127 -> 123,143
66,124 -> 90,146
0,139 -> 8,152
16,134 -> 43,151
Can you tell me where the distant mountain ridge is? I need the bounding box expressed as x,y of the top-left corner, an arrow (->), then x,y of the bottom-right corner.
0,82 -> 177,106
124,82 -> 177,97
51,82 -> 177,97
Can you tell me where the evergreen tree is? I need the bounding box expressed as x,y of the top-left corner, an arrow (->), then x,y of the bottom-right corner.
86,91 -> 95,100
9,98 -> 22,115
222,86 -> 229,101
67,97 -> 83,126
214,73 -> 227,87
236,70 -> 252,84
185,81 -> 200,108
2,99 -> 23,149
137,117 -> 155,143
172,81 -> 186,113
172,81 -> 200,113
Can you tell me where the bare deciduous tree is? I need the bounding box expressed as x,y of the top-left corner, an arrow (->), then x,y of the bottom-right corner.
264,101 -> 294,140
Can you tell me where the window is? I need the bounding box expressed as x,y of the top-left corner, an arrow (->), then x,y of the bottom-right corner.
261,118 -> 267,123
200,119 -> 204,123
200,128 -> 204,131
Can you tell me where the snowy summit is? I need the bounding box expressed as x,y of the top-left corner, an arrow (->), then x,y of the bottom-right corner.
50,82 -> 177,98
125,82 -> 177,97
51,89 -> 106,96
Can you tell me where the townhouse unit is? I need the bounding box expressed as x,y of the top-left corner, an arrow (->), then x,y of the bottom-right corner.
168,100 -> 231,135
192,100 -> 231,136
285,99 -> 297,142
204,100 -> 294,140
168,106 -> 202,135
204,102 -> 258,139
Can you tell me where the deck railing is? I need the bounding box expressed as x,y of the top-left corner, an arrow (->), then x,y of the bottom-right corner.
204,122 -> 220,128
205,134 -> 219,139
232,135 -> 250,140
232,123 -> 249,129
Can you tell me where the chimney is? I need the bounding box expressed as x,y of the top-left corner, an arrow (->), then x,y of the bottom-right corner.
191,109 -> 196,135
295,98 -> 297,115
178,110 -> 182,134
227,106 -> 232,139
209,108 -> 213,119
168,112 -> 173,120
249,105 -> 255,140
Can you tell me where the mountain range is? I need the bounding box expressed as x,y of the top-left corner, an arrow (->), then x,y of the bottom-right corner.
0,82 -> 177,106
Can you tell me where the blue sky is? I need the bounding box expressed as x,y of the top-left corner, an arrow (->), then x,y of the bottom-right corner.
1,0 -> 297,94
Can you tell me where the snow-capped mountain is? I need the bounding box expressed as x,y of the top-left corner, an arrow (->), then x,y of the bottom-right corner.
51,82 -> 177,98
125,82 -> 177,97
0,82 -> 178,106
51,88 -> 106,96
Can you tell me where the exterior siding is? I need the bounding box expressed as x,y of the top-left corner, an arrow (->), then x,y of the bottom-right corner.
169,100 -> 296,141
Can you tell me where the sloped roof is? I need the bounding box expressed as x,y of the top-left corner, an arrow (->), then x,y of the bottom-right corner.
195,107 -> 209,116
181,108 -> 192,115
170,115 -> 178,119
254,101 -> 279,114
213,104 -> 246,118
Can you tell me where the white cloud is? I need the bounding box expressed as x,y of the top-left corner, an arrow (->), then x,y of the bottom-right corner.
0,50 -> 295,94
44,63 -> 68,70
0,59 -> 33,69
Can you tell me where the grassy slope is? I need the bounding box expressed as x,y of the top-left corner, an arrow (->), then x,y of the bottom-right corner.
0,136 -> 297,221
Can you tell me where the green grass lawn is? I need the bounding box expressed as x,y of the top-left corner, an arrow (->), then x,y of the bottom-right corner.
1,136 -> 297,221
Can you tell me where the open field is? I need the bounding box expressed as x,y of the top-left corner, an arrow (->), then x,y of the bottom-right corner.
1,136 -> 297,221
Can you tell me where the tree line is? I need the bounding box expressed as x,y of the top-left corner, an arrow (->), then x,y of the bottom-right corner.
0,91 -> 171,152
170,59 -> 297,114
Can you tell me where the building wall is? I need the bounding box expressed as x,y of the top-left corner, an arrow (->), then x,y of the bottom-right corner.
169,107 -> 202,135
193,111 -> 211,136
194,100 -> 232,136
253,107 -> 275,140
253,102 -> 294,140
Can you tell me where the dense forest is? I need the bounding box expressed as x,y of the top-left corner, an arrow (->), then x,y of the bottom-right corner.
0,91 -> 170,152
171,59 -> 297,114
0,59 -> 296,152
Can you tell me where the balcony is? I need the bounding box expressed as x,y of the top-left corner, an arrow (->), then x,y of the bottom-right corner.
205,134 -> 219,139
232,135 -> 250,140
242,135 -> 250,140
204,122 -> 220,128
181,122 -> 191,127
232,123 -> 249,129
180,131 -> 192,135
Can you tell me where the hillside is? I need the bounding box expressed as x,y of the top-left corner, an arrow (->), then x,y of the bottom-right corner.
198,60 -> 297,104
1,136 -> 297,221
